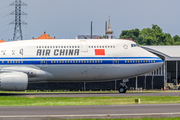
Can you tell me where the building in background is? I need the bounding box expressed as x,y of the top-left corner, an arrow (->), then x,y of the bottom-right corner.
32,32 -> 56,40
78,35 -> 102,39
106,16 -> 113,39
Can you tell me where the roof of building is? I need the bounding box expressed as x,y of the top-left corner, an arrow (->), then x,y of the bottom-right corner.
142,46 -> 180,61
0,40 -> 5,43
33,32 -> 55,40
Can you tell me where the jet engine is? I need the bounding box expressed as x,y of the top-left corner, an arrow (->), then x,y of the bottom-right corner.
0,72 -> 28,91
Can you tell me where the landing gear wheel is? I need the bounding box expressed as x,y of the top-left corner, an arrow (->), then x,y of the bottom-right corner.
119,87 -> 126,93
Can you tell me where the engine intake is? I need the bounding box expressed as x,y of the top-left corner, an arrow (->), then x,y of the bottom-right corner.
0,72 -> 28,91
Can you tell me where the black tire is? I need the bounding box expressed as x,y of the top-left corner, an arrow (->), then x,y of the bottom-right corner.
119,87 -> 126,93
178,87 -> 180,90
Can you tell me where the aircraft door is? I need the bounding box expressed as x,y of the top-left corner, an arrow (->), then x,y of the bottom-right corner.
113,57 -> 119,67
40,57 -> 47,69
80,40 -> 88,52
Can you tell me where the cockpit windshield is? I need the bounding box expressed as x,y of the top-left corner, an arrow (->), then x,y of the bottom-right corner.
131,44 -> 139,47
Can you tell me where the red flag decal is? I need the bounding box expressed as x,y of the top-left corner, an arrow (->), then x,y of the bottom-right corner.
95,49 -> 105,55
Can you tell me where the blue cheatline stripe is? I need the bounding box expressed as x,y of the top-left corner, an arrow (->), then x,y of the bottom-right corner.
0,57 -> 161,60
0,59 -> 163,65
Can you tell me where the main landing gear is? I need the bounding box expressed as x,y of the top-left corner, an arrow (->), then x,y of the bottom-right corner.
119,83 -> 128,93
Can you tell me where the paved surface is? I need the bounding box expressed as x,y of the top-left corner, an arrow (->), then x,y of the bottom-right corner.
0,92 -> 180,119
0,91 -> 180,97
0,104 -> 180,119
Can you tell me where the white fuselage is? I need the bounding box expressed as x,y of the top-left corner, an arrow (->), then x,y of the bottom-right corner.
0,39 -> 163,82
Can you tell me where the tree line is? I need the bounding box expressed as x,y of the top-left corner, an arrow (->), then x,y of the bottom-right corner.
119,24 -> 180,45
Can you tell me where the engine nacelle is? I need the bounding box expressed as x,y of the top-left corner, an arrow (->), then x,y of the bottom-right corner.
0,72 -> 28,91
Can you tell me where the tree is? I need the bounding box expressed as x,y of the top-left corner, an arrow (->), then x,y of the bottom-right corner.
119,24 -> 175,45
119,28 -> 140,43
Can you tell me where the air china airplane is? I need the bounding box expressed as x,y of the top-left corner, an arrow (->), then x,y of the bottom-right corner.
0,39 -> 163,93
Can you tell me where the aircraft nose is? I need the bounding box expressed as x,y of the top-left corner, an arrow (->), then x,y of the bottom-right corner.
157,57 -> 163,65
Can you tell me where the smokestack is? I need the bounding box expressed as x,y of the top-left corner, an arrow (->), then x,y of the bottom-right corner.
91,21 -> 92,39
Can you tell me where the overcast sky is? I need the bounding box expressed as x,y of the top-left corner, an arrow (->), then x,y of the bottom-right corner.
0,0 -> 179,41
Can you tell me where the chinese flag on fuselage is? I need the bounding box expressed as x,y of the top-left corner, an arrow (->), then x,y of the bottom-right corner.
95,49 -> 105,55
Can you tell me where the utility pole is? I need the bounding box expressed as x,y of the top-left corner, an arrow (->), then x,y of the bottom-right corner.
10,0 -> 27,41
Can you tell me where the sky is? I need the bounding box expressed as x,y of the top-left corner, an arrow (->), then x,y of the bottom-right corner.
0,0 -> 179,41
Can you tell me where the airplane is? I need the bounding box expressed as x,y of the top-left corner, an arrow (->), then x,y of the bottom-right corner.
0,39 -> 163,93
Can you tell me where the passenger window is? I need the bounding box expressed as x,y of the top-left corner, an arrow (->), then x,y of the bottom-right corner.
91,46 -> 93,48
2,61 -> 4,64
102,46 -> 104,48
113,46 -> 115,48
94,46 -> 96,48
21,61 -> 23,63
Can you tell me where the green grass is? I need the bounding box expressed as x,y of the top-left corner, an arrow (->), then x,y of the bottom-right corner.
0,96 -> 180,106
66,118 -> 180,120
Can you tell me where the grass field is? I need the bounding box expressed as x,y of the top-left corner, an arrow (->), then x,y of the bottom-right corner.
0,96 -> 180,106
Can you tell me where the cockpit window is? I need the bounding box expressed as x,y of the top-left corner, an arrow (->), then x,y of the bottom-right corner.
131,44 -> 139,47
